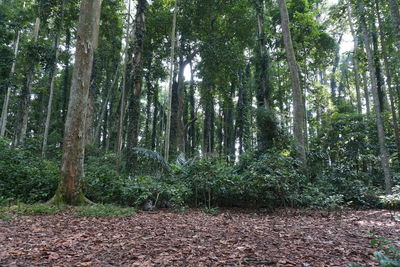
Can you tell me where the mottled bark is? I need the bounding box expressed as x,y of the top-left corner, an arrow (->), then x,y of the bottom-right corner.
55,0 -> 102,205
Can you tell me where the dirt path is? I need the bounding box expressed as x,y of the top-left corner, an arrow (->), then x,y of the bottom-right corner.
0,209 -> 399,266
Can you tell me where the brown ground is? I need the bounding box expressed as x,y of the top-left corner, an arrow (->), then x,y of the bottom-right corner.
0,209 -> 399,266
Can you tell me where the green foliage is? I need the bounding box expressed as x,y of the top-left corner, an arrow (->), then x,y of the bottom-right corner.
0,138 -> 59,203
5,203 -> 65,216
379,186 -> 400,210
371,237 -> 400,267
75,204 -> 135,218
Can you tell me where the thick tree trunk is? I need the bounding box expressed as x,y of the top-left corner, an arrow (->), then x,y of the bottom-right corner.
0,30 -> 20,137
54,0 -> 102,205
125,0 -> 147,171
357,0 -> 392,194
278,0 -> 306,165
188,61 -> 196,156
42,0 -> 66,156
151,83 -> 159,151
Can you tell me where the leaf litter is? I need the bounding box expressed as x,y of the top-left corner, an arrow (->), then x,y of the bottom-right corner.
0,209 -> 399,266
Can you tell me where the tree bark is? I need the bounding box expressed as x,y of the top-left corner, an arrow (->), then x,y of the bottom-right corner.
375,0 -> 400,161
0,30 -> 20,137
125,0 -> 147,171
357,0 -> 392,194
347,4 -> 362,114
42,0 -> 66,156
164,0 -> 178,162
16,17 -> 40,145
54,0 -> 102,205
278,0 -> 306,165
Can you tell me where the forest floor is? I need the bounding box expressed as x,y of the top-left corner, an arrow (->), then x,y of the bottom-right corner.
0,208 -> 399,266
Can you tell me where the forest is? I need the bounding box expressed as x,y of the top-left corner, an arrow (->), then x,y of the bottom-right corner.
0,0 -> 400,265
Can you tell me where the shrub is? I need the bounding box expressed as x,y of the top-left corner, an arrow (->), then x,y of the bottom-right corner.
75,204 -> 135,217
0,138 -> 59,203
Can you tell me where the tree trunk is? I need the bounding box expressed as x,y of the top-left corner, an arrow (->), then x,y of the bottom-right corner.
347,4 -> 362,114
125,0 -> 147,171
278,0 -> 306,165
42,0 -> 66,156
254,0 -> 275,151
16,17 -> 40,145
357,0 -> 392,194
54,0 -> 102,205
375,0 -> 400,161
388,0 -> 400,52
164,0 -> 178,162
0,30 -> 20,137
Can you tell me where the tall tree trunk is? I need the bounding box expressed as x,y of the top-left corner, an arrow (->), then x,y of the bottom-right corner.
278,0 -> 306,165
151,83 -> 159,151
42,0 -> 66,156
0,30 -> 20,137
375,0 -> 400,161
16,17 -> 40,145
188,61 -> 196,156
203,87 -> 215,154
55,0 -> 102,205
164,0 -> 178,162
125,0 -> 147,171
347,4 -> 362,114
330,34 -> 343,103
144,57 -> 153,148
116,0 -> 132,154
388,0 -> 400,52
254,0 -> 275,151
357,0 -> 392,194
361,65 -> 371,115
62,29 -> 71,129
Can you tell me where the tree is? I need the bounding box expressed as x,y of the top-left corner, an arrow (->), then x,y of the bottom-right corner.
54,0 -> 102,205
278,0 -> 306,165
356,0 -> 392,194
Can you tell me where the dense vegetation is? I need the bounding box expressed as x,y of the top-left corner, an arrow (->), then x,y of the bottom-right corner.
1,0 -> 400,210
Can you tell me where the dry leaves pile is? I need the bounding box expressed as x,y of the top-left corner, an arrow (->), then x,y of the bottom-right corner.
0,209 -> 399,266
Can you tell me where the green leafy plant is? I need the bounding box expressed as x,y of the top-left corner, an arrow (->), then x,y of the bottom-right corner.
371,237 -> 400,267
6,203 -> 65,215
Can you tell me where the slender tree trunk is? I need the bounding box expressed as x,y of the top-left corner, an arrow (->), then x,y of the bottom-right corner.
375,0 -> 400,160
62,29 -> 71,128
388,0 -> 400,52
116,0 -> 131,154
361,67 -> 371,115
188,61 -> 196,156
0,30 -> 20,137
151,83 -> 159,151
347,4 -> 362,114
54,0 -> 102,205
330,34 -> 343,103
94,62 -> 120,144
125,0 -> 147,171
16,17 -> 40,145
278,0 -> 306,165
42,0 -> 66,156
357,0 -> 392,194
144,57 -> 153,148
164,0 -> 178,161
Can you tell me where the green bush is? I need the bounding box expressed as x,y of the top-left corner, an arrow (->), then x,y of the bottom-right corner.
0,138 -> 59,203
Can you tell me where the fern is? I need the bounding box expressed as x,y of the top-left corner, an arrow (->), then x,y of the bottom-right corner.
132,147 -> 170,171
